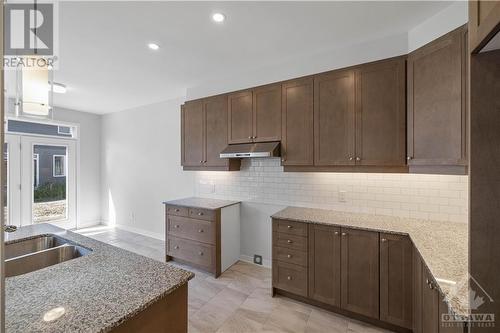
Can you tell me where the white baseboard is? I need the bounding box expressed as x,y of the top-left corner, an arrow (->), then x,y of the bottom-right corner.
115,224 -> 165,241
239,254 -> 271,268
77,219 -> 102,229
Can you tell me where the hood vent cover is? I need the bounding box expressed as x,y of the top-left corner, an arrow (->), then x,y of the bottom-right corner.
220,142 -> 281,159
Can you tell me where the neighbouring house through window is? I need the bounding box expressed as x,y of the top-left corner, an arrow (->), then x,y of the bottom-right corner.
53,155 -> 66,177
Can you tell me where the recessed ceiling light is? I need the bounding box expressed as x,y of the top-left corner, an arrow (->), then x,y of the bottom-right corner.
212,13 -> 225,23
148,43 -> 160,51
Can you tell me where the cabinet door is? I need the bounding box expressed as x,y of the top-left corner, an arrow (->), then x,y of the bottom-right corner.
413,249 -> 423,333
314,70 -> 356,166
340,228 -> 379,319
308,224 -> 341,307
469,0 -> 500,53
182,101 -> 204,167
380,233 -> 413,329
253,84 -> 281,142
422,268 -> 439,333
281,78 -> 314,166
228,91 -> 253,144
355,58 -> 406,166
407,26 -> 467,168
204,95 -> 229,167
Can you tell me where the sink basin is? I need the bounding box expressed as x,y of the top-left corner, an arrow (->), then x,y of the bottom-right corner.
5,235 -> 68,260
5,235 -> 91,278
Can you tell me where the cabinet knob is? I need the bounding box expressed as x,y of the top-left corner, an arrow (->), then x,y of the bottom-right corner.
174,225 -> 180,228
287,239 -> 293,244
199,160 -> 203,163
287,225 -> 293,229
381,238 -> 387,243
334,231 -> 339,235
174,246 -> 179,250
198,229 -> 204,233
287,276 -> 292,281
349,157 -> 354,161
287,254 -> 292,259
198,212 -> 204,216
355,157 -> 361,161
198,251 -> 204,256
248,136 -> 252,139
174,208 -> 180,212
341,232 -> 347,236
407,156 -> 412,160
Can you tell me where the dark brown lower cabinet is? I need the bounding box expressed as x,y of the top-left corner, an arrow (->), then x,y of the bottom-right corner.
379,233 -> 413,329
340,228 -> 380,319
422,267 -> 440,333
308,224 -> 341,307
413,249 -> 423,333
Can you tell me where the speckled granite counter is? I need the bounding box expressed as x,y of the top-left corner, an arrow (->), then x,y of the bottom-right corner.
272,206 -> 468,316
5,224 -> 194,333
163,197 -> 240,210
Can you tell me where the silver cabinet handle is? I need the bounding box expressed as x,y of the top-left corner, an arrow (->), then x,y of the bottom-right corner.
334,231 -> 339,235
287,254 -> 292,258
198,212 -> 204,216
407,156 -> 412,160
174,225 -> 180,228
341,232 -> 347,236
198,229 -> 204,233
287,225 -> 293,229
174,246 -> 179,250
198,251 -> 204,256
287,276 -> 292,281
349,157 -> 354,161
174,208 -> 180,212
248,136 -> 252,139
381,238 -> 387,243
199,160 -> 203,163
356,157 -> 361,161
287,239 -> 293,244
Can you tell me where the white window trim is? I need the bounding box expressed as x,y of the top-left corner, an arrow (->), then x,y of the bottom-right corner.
33,153 -> 40,188
53,154 -> 66,177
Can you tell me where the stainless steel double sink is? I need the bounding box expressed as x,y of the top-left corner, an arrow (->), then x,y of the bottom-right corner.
5,235 -> 91,277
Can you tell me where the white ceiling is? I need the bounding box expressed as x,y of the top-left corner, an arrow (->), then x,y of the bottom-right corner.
44,1 -> 453,114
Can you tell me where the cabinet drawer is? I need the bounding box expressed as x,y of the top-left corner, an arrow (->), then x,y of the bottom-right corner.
167,215 -> 214,244
166,205 -> 189,217
273,232 -> 307,251
273,246 -> 307,267
273,219 -> 308,236
189,207 -> 216,221
273,261 -> 308,297
167,236 -> 214,269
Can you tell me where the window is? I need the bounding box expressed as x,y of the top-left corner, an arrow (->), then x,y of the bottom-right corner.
33,154 -> 39,187
53,155 -> 66,177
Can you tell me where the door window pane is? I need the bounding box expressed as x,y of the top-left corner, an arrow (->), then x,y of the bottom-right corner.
33,145 -> 67,223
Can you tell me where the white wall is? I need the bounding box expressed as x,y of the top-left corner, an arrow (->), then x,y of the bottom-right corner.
52,107 -> 102,228
100,98 -> 195,239
408,1 -> 468,52
195,159 -> 468,264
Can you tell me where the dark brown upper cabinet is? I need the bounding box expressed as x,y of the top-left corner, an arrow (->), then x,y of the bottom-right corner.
469,0 -> 500,53
379,233 -> 413,329
314,69 -> 356,166
340,228 -> 379,319
181,100 -> 204,167
355,57 -> 406,167
281,78 -> 314,166
308,224 -> 341,307
407,25 -> 468,174
182,96 -> 240,171
228,85 -> 281,144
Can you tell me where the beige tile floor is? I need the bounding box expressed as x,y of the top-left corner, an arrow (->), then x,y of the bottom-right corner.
76,226 -> 394,333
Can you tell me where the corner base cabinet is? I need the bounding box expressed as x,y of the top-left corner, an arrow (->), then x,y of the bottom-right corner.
272,217 -> 465,333
165,202 -> 240,277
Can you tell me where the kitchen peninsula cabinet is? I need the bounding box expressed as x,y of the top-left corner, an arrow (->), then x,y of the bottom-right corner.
228,84 -> 281,144
407,25 -> 468,174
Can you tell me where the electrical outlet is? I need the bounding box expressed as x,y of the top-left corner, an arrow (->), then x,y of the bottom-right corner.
338,190 -> 347,203
253,254 -> 263,265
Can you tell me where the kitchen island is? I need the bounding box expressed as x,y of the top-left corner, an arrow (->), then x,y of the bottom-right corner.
5,224 -> 193,333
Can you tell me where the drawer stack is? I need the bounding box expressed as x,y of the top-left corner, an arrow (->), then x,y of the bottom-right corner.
272,219 -> 308,297
166,205 -> 218,276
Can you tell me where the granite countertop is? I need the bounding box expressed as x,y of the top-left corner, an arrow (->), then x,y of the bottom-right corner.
5,224 -> 194,333
272,206 -> 469,316
163,197 -> 240,210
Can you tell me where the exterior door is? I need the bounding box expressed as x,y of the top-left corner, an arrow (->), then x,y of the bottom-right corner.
182,101 -> 204,167
281,78 -> 314,166
253,84 -> 281,142
228,91 -> 253,144
314,70 -> 356,166
308,224 -> 341,307
340,228 -> 379,319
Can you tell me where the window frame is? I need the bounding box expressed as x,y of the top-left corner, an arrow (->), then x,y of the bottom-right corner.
33,153 -> 40,187
52,154 -> 66,177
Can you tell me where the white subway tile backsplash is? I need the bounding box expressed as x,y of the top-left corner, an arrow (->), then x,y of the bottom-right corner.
194,158 -> 469,223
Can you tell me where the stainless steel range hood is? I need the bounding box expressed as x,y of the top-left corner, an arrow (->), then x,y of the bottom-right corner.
220,142 -> 281,159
